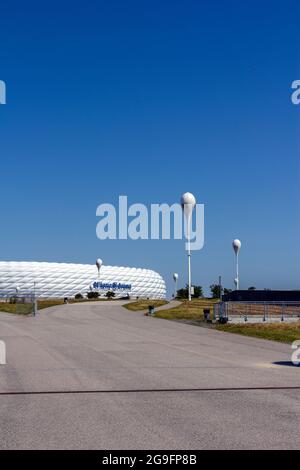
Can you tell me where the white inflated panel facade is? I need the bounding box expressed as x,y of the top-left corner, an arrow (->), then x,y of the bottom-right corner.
0,261 -> 166,299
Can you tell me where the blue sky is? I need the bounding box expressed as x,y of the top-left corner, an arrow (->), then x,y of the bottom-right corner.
0,0 -> 299,296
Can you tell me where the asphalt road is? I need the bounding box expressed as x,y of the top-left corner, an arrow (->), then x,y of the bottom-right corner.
0,301 -> 299,449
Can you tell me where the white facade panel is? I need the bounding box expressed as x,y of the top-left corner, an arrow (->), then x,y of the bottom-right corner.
0,261 -> 166,299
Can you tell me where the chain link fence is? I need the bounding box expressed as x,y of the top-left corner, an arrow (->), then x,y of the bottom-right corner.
0,293 -> 37,315
214,301 -> 300,323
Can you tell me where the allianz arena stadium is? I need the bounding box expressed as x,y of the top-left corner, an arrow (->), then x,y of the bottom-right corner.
0,261 -> 166,299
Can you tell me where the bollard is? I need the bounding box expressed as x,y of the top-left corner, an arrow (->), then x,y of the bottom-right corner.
203,308 -> 210,322
148,305 -> 155,315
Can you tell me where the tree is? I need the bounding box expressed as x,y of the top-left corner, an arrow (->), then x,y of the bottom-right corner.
176,287 -> 188,299
210,284 -> 233,298
193,285 -> 203,298
223,288 -> 232,295
176,284 -> 203,299
248,286 -> 256,291
74,293 -> 83,300
210,283 -> 222,299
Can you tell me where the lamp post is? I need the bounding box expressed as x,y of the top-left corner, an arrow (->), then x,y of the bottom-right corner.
95,258 -> 103,295
181,192 -> 196,301
96,258 -> 103,279
232,239 -> 241,290
173,273 -> 178,299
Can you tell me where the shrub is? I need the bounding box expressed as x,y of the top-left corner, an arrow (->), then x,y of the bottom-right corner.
74,293 -> 84,300
106,290 -> 115,299
87,291 -> 99,299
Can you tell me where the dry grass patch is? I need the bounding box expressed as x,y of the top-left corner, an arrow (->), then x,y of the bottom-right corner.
0,303 -> 18,314
154,298 -> 218,321
123,300 -> 168,311
216,322 -> 300,344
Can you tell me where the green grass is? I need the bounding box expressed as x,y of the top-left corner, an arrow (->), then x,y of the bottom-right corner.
0,299 -> 64,314
0,302 -> 35,315
216,323 -> 300,344
154,298 -> 218,320
0,303 -> 18,314
123,300 -> 168,311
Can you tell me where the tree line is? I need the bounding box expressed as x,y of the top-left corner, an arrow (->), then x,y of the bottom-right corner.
176,284 -> 257,299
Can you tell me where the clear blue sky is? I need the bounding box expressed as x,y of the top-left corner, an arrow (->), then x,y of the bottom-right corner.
0,0 -> 299,296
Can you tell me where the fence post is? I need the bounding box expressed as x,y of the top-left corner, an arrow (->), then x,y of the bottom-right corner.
281,303 -> 284,322
263,302 -> 266,322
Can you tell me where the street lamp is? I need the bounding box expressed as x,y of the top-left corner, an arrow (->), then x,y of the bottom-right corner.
181,192 -> 196,301
96,258 -> 103,279
232,239 -> 241,290
173,273 -> 178,299
95,258 -> 103,296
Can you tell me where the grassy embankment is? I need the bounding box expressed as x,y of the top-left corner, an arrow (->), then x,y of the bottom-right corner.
154,298 -> 218,321
123,299 -> 168,311
151,298 -> 300,344
216,323 -> 300,344
0,299 -> 65,314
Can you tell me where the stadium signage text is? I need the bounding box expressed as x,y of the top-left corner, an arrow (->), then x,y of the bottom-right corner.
93,281 -> 132,291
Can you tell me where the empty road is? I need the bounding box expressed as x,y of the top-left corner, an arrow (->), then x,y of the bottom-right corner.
0,301 -> 299,449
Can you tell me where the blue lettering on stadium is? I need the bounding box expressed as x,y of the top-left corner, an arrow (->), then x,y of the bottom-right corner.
93,281 -> 132,290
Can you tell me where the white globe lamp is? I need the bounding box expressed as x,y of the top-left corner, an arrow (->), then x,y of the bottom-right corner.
173,273 -> 178,299
232,239 -> 241,289
181,192 -> 196,301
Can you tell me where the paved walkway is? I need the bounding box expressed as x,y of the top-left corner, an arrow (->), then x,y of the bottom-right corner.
0,301 -> 299,449
141,300 -> 181,314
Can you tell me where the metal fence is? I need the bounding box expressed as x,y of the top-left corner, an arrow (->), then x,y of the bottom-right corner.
0,293 -> 37,315
213,301 -> 300,322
